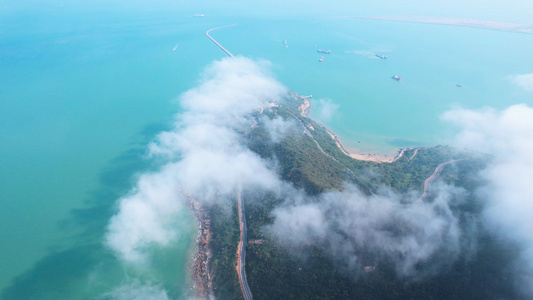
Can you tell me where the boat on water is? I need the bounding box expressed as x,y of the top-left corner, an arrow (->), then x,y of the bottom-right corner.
193,14 -> 205,17
392,75 -> 401,81
376,54 -> 387,59
456,83 -> 463,87
318,49 -> 331,54
319,56 -> 324,62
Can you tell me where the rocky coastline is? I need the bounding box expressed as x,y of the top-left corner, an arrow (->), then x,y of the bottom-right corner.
189,199 -> 214,300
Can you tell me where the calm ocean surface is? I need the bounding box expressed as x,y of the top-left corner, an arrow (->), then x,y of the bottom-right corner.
1,9 -> 532,298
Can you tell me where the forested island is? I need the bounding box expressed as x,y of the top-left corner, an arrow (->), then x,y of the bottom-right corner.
194,93 -> 521,300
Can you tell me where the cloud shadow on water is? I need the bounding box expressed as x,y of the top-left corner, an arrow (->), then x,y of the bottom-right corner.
1,245 -> 103,299
1,122 -> 171,300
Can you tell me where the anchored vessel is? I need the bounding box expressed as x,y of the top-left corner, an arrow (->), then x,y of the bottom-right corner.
392,75 -> 401,81
319,56 -> 325,62
318,49 -> 331,54
376,54 -> 387,59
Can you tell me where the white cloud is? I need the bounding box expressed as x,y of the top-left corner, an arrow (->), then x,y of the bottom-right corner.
312,98 -> 340,123
267,184 -> 468,277
442,104 -> 533,156
106,57 -> 289,263
443,103 -> 533,297
511,73 -> 533,92
105,164 -> 186,263
263,116 -> 296,143
103,56 -> 533,298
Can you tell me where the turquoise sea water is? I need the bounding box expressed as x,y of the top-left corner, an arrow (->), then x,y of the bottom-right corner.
0,13 -> 205,298
1,6 -> 533,299
211,17 -> 533,153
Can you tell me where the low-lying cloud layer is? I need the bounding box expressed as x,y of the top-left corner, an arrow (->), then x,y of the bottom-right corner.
104,56 -> 533,298
267,104 -> 533,294
312,98 -> 340,123
106,57 -> 288,264
511,73 -> 533,92
443,104 -> 533,296
267,183 -> 470,278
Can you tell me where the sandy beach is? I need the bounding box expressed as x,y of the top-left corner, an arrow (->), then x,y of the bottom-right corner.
324,128 -> 404,163
346,148 -> 404,163
296,93 -> 405,163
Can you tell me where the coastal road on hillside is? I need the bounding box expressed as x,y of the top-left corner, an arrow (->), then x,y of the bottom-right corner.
409,148 -> 420,161
285,108 -> 375,195
237,187 -> 253,300
416,158 -> 469,203
205,24 -> 237,57
285,109 -> 331,159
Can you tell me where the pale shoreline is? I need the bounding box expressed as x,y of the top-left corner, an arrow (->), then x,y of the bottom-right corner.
317,15 -> 533,35
324,128 -> 407,163
296,94 -> 408,163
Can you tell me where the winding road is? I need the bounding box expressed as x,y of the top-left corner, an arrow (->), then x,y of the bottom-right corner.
409,148 -> 419,161
416,158 -> 469,203
205,24 -> 237,57
285,109 -> 375,195
237,187 -> 253,300
205,24 -> 251,299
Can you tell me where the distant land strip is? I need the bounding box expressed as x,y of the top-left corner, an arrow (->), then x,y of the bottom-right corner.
316,16 -> 533,34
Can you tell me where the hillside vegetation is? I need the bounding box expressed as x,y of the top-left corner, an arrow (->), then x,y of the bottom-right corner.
207,94 -> 519,300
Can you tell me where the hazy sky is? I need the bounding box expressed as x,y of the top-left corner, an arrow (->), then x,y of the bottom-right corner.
2,0 -> 533,23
